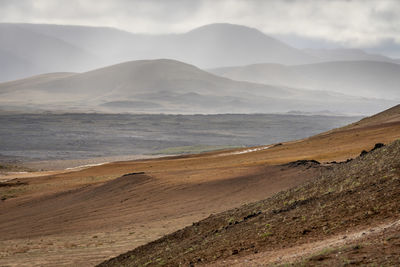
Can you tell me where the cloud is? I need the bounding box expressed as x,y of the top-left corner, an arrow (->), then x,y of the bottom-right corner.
0,0 -> 399,47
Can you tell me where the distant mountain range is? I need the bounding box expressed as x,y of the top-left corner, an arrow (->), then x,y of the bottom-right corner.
210,61 -> 400,100
0,59 -> 395,115
1,22 -> 399,115
2,22 -> 399,82
273,33 -> 400,60
303,49 -> 400,64
0,23 -> 313,81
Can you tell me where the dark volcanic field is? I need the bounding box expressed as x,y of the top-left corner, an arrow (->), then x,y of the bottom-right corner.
0,113 -> 361,161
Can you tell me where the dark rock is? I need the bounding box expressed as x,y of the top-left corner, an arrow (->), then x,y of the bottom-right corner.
302,229 -> 311,235
0,181 -> 28,187
243,211 -> 262,221
283,160 -> 320,168
372,143 -> 385,151
122,172 -> 145,177
360,143 -> 385,157
329,158 -> 353,164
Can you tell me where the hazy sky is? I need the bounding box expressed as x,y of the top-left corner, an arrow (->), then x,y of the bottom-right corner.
1,0 -> 400,48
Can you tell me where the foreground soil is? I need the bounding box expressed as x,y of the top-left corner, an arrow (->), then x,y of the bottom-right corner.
0,105 -> 400,266
99,139 -> 400,266
288,219 -> 400,266
0,159 -> 317,266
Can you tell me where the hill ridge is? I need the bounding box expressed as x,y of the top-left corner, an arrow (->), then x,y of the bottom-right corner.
210,60 -> 400,100
1,58 -> 395,115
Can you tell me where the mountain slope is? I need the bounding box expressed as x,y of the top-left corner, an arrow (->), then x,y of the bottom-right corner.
98,128 -> 400,267
167,23 -> 316,67
210,60 -> 400,100
15,23 -> 317,67
0,59 -> 395,114
0,23 -> 98,81
0,49 -> 36,81
304,48 -> 400,63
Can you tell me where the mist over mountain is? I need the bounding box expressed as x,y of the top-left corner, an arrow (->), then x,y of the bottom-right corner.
304,49 -> 400,64
0,59 -> 395,115
163,24 -> 316,67
1,22 -> 399,115
273,33 -> 400,59
0,23 -> 318,81
210,61 -> 400,100
0,23 -> 98,81
2,22 -> 400,83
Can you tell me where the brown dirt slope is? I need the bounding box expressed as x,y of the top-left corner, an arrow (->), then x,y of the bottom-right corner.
349,104 -> 400,128
98,139 -> 400,266
0,165 -> 315,241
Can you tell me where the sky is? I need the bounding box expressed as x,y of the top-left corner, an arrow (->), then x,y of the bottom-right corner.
1,0 -> 400,54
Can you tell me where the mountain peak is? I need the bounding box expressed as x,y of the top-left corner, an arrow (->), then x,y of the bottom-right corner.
188,23 -> 262,33
186,23 -> 270,40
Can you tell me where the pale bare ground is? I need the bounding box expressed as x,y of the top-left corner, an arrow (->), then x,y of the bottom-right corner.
0,154 -> 165,183
212,219 -> 400,266
0,170 -> 67,183
20,154 -> 163,171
